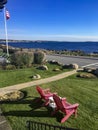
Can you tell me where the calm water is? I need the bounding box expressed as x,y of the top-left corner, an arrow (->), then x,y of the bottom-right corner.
1,41 -> 98,53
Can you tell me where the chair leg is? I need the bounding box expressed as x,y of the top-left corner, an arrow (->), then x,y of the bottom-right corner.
36,97 -> 42,102
51,108 -> 59,116
61,110 -> 74,123
45,99 -> 50,106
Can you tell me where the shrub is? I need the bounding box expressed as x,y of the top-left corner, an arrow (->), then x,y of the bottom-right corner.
5,65 -> 16,70
0,48 -> 3,53
77,73 -> 96,78
34,51 -> 46,64
11,51 -> 34,68
0,59 -> 7,69
0,65 -> 3,70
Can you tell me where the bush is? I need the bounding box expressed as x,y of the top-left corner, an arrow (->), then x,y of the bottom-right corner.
0,59 -> 7,69
5,65 -> 16,70
34,51 -> 46,64
77,73 -> 96,78
0,48 -> 3,53
11,51 -> 34,68
0,65 -> 3,70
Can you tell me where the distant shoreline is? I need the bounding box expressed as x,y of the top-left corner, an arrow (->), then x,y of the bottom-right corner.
0,39 -> 98,43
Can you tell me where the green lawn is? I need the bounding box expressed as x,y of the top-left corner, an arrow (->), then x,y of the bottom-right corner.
0,63 -> 67,88
1,73 -> 98,130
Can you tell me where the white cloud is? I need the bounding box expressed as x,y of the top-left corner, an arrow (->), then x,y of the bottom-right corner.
0,33 -> 98,41
29,34 -> 98,41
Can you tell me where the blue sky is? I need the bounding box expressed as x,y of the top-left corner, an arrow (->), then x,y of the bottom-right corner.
0,0 -> 98,41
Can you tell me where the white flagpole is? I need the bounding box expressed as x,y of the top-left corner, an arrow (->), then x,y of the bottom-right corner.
4,6 -> 9,56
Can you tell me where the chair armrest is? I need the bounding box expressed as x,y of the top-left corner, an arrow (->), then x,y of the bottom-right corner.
45,93 -> 54,97
62,98 -> 66,101
43,88 -> 50,93
53,92 -> 57,95
44,89 -> 57,95
65,103 -> 79,109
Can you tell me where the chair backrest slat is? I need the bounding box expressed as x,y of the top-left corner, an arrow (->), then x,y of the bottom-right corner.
53,94 -> 64,110
36,86 -> 44,97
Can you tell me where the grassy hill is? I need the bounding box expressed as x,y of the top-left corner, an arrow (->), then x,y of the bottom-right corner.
1,73 -> 98,130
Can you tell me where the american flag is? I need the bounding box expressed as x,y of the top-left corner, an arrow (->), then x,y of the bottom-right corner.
6,10 -> 10,20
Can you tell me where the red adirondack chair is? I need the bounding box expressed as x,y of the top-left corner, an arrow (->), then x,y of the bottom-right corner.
36,86 -> 56,106
52,94 -> 79,123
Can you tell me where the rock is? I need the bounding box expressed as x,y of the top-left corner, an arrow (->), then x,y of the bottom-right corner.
32,74 -> 41,79
70,63 -> 79,70
49,60 -> 58,64
63,63 -> 79,70
49,60 -> 62,66
83,67 -> 96,73
53,68 -> 60,71
94,68 -> 98,76
62,64 -> 70,69
38,65 -> 48,70
77,73 -> 96,78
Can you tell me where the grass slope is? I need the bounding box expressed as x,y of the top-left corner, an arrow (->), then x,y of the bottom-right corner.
0,63 -> 66,88
1,74 -> 98,130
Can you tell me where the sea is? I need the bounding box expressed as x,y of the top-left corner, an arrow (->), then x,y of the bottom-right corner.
1,41 -> 98,54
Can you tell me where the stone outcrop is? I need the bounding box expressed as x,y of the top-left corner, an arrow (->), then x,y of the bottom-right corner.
53,68 -> 60,71
49,60 -> 62,66
77,73 -> 96,78
83,67 -> 96,73
32,74 -> 41,79
94,68 -> 98,76
63,63 -> 79,70
37,65 -> 48,70
70,63 -> 79,70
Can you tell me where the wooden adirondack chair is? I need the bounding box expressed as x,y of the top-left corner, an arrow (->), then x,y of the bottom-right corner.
52,94 -> 79,123
36,86 -> 56,106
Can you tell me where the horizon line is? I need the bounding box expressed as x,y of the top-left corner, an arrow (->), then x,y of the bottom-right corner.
0,39 -> 98,42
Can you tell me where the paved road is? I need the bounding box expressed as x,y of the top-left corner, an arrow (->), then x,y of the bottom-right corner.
46,54 -> 98,68
1,55 -> 98,68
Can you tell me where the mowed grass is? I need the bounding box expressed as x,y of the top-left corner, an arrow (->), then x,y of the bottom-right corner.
0,63 -> 67,88
1,74 -> 98,130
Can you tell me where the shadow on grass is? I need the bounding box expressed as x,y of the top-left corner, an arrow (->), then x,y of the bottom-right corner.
3,110 -> 52,118
65,128 -> 79,130
2,96 -> 52,118
0,97 -> 41,105
2,98 -> 79,130
1,93 -> 78,130
1,97 -> 61,119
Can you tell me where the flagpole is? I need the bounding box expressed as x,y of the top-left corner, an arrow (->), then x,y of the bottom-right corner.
4,6 -> 9,57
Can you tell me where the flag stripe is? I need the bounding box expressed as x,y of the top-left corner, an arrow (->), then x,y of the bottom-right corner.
6,10 -> 10,20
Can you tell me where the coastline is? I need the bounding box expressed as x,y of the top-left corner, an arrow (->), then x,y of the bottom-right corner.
0,42 -> 98,57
